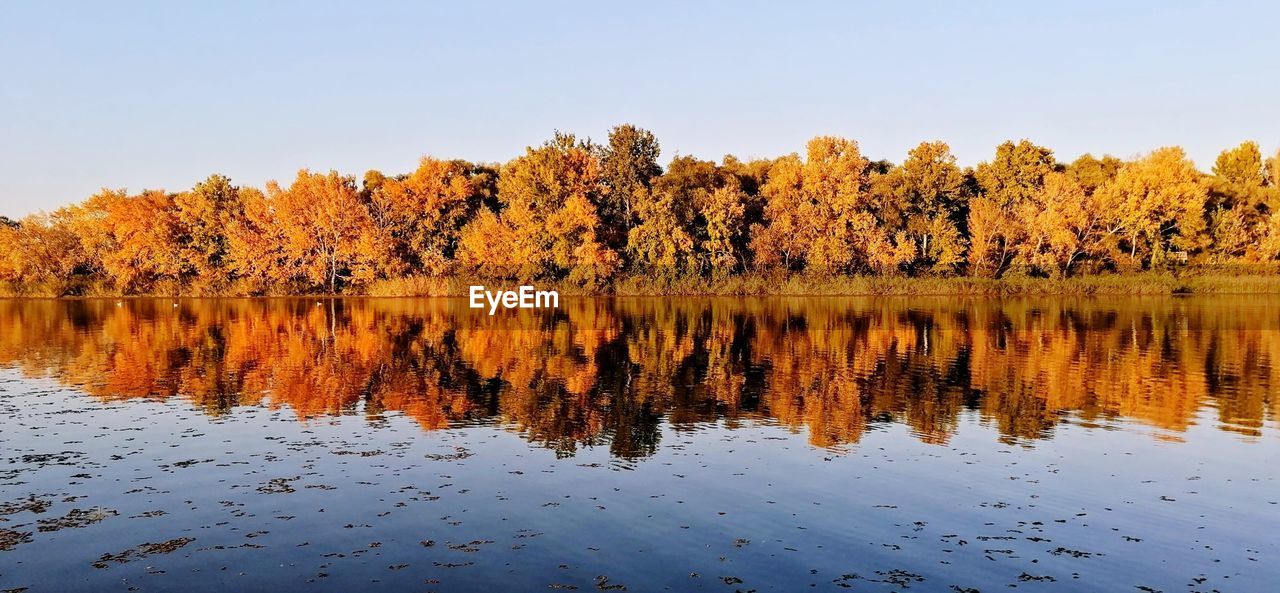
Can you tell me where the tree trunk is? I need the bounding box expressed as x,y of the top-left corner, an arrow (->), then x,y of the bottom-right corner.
329,251 -> 337,294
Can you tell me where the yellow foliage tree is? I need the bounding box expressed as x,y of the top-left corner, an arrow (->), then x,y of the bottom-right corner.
458,133 -> 619,285
1016,173 -> 1100,276
1269,150 -> 1280,188
1094,147 -> 1208,269
969,140 -> 1057,276
627,188 -> 696,272
699,186 -> 748,273
871,141 -> 968,274
1204,142 -> 1280,263
752,137 -> 906,274
0,213 -> 85,294
225,187 -> 291,288
965,196 -> 1011,277
5,127 -> 1275,293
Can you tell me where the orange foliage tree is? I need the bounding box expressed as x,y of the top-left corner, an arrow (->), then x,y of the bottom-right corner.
0,213 -> 85,294
752,136 -> 909,274
265,170 -> 384,292
3,126 -> 1279,294
365,158 -> 488,275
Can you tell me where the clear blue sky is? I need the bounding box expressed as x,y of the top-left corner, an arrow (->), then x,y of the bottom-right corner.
1,0 -> 1276,218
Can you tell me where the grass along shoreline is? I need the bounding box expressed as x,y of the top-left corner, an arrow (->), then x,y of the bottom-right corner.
8,272 -> 1280,298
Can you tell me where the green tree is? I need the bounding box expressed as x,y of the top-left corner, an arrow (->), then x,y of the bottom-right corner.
174,174 -> 244,286
974,140 -> 1058,208
599,124 -> 661,248
1066,154 -> 1122,194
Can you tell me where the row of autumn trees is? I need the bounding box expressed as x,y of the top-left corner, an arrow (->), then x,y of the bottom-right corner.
2,125 -> 1279,294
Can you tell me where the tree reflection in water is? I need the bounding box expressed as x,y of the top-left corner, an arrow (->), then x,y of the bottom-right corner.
0,297 -> 1275,458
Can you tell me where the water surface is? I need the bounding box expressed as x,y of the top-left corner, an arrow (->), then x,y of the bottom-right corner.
1,297 -> 1277,592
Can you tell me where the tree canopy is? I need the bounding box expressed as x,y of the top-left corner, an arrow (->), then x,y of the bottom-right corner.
1,126 -> 1276,295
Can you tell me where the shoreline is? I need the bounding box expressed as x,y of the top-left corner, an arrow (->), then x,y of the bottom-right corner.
6,273 -> 1280,298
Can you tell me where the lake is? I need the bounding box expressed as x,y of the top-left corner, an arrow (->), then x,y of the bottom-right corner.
0,297 -> 1277,592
